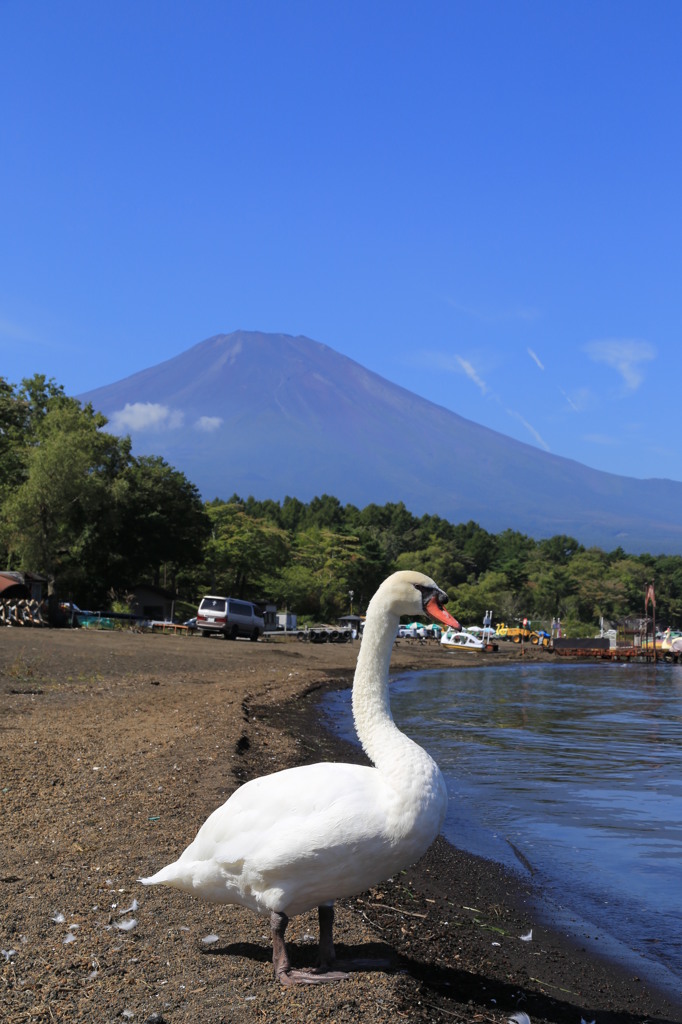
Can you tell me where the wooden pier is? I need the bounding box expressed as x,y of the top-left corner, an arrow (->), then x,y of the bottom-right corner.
553,645 -> 679,663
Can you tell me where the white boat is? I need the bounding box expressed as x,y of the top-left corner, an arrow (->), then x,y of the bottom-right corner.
463,625 -> 497,643
440,627 -> 485,651
660,628 -> 682,652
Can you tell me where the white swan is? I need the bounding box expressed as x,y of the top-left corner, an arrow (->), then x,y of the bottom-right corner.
140,570 -> 460,984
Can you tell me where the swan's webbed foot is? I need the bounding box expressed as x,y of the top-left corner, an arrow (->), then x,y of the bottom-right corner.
277,965 -> 350,986
270,907 -> 349,986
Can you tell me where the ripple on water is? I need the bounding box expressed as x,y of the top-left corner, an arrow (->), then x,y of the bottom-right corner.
322,661 -> 682,986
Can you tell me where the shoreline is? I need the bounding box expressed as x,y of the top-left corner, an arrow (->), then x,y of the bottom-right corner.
271,672 -> 682,1023
0,628 -> 680,1023
308,664 -> 682,1012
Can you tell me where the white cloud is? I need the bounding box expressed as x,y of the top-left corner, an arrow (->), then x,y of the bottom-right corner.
167,409 -> 184,428
195,415 -> 223,432
506,409 -> 550,451
455,356 -> 488,395
560,386 -> 591,413
560,389 -> 580,413
109,402 -> 185,432
527,348 -> 544,370
584,339 -> 656,392
417,350 -> 489,394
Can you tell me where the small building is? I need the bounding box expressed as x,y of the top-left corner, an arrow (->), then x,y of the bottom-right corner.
130,585 -> 175,622
338,614 -> 365,636
276,611 -> 298,631
0,570 -> 46,602
257,601 -> 278,632
338,614 -> 364,629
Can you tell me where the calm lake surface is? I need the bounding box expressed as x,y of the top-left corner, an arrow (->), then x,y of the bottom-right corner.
321,661 -> 682,990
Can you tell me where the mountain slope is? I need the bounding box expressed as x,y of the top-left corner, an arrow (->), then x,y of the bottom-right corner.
79,331 -> 682,554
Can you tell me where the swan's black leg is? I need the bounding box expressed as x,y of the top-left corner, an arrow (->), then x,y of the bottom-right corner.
317,903 -> 337,969
270,908 -> 348,985
271,910 -> 293,982
320,901 -> 393,974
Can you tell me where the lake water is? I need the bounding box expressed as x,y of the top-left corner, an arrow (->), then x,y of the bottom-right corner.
321,661 -> 682,993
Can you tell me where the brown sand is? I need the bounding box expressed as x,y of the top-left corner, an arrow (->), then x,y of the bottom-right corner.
0,627 -> 680,1023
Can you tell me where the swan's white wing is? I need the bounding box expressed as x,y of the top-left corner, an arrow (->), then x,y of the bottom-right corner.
144,761 -> 397,914
185,761 -> 391,863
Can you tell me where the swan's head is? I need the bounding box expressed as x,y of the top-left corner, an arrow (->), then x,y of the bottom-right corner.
374,570 -> 461,630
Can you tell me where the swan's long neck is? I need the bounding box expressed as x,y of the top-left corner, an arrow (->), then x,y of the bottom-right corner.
351,597 -> 421,775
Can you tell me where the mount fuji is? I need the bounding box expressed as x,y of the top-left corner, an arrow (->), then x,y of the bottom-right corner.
79,331 -> 682,554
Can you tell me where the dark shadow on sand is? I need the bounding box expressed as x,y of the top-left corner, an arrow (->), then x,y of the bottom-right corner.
204,940 -> 682,1024
202,938 -> 398,973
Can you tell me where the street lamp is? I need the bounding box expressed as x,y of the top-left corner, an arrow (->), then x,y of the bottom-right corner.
348,590 -> 354,615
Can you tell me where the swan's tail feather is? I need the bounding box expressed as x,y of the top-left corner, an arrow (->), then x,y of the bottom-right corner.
138,863 -> 181,887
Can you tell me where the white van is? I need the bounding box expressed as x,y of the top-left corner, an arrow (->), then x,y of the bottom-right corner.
196,596 -> 264,641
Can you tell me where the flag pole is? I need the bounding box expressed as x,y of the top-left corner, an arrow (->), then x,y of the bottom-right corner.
645,581 -> 656,664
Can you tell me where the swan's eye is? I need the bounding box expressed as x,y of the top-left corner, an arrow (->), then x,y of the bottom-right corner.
416,583 -> 461,631
414,583 -> 443,605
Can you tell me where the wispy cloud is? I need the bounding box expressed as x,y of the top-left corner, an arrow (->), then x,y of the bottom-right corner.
455,356 -> 488,395
560,386 -> 591,413
418,350 -> 489,394
584,339 -> 656,392
195,415 -> 223,432
109,402 -> 184,432
506,409 -> 550,451
418,345 -> 553,452
527,348 -> 544,370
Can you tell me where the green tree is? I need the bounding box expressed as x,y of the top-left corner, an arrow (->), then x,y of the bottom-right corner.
538,534 -> 584,565
0,376 -> 211,607
449,570 -> 513,625
110,455 -> 210,593
394,541 -> 468,593
531,564 -> 577,620
644,556 -> 682,627
269,525 -> 361,619
490,529 -> 536,589
200,501 -> 289,598
1,399 -> 130,600
356,501 -> 419,564
0,375 -> 70,509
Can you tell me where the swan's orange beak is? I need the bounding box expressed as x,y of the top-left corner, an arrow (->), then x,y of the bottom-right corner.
424,596 -> 461,632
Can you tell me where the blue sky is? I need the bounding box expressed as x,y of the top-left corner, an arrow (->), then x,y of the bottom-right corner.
2,1 -> 681,482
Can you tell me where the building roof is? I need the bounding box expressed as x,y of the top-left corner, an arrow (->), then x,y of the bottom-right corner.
0,572 -> 31,599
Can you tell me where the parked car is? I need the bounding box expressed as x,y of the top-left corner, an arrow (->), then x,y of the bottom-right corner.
397,625 -> 417,638
196,596 -> 264,641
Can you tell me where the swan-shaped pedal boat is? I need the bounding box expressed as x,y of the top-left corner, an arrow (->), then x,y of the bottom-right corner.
140,570 -> 460,984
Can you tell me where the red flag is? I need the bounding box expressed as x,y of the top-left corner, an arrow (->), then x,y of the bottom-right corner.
645,582 -> 656,609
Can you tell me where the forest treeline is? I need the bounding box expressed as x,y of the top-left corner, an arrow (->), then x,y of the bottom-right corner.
2,375 -> 680,634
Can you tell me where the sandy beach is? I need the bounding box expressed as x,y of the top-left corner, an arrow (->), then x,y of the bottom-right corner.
1,627 -> 680,1024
